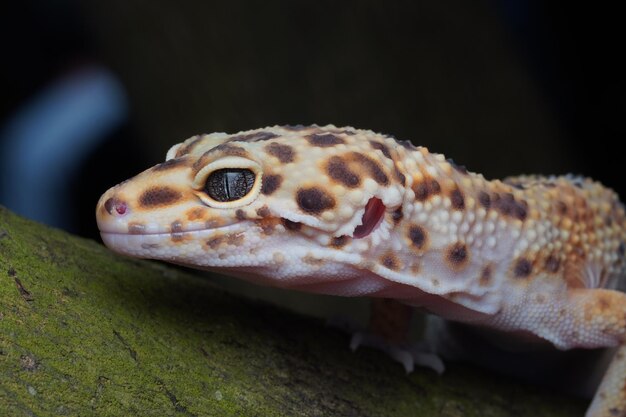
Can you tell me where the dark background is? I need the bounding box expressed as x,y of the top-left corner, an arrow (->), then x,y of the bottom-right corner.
1,0 -> 624,241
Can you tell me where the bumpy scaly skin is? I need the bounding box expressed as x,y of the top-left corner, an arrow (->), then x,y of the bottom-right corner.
97,125 -> 626,417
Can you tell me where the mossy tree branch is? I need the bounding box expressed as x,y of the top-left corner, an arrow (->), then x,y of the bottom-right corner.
0,206 -> 585,416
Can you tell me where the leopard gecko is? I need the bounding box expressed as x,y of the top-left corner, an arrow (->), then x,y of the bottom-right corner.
96,125 -> 626,417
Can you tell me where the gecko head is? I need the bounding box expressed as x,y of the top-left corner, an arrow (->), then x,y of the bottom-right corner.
96,125 -> 406,289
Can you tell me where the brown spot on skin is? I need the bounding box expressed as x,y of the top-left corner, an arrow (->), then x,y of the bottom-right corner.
392,207 -> 403,224
394,167 -> 406,185
261,221 -> 275,235
176,135 -> 204,157
261,174 -> 283,195
139,187 -> 181,208
192,144 -> 249,174
413,179 -> 441,201
256,206 -> 270,218
281,218 -> 302,231
296,187 -> 336,215
447,158 -> 468,175
545,255 -> 560,273
478,191 -> 491,209
513,258 -> 533,278
206,235 -> 224,249
450,188 -> 465,210
492,192 -> 527,221
381,253 -> 400,271
326,156 -> 360,188
369,141 -> 392,159
171,220 -> 185,242
430,180 -> 440,194
479,265 -> 493,286
235,209 -> 247,220
349,152 -> 389,185
331,235 -> 349,248
535,294 -> 546,304
265,142 -> 295,163
446,243 -> 469,270
214,143 -> 248,157
153,158 -> 187,171
408,225 -> 427,250
492,193 -> 511,215
306,133 -> 345,147
205,219 -> 221,229
556,201 -> 568,216
186,207 -> 206,221
128,222 -> 145,234
513,200 -> 528,221
226,233 -> 244,246
230,131 -> 278,142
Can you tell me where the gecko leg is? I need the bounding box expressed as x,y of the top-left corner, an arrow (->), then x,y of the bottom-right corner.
564,289 -> 626,417
587,344 -> 626,417
350,298 -> 444,374
368,298 -> 413,344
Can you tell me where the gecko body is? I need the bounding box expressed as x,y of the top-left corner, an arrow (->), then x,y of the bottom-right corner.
96,125 -> 626,417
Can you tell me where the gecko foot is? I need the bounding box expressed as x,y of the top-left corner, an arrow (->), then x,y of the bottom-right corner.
350,331 -> 445,374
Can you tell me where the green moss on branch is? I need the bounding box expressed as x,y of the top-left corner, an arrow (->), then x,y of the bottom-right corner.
0,206 -> 585,416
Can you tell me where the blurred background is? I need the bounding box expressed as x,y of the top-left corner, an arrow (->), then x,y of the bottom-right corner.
1,1 -> 624,316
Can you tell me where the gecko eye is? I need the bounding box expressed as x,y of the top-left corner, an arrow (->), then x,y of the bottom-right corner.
192,156 -> 262,208
204,168 -> 256,202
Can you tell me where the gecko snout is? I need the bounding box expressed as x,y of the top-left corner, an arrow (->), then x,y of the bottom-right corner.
96,187 -> 132,235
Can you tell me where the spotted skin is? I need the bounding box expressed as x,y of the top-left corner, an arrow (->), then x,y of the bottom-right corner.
97,125 -> 626,417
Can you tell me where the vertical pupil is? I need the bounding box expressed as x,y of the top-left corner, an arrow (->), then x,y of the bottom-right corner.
206,168 -> 255,201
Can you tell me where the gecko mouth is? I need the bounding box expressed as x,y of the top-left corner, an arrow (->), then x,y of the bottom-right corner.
99,221 -> 247,238
99,222 -> 249,257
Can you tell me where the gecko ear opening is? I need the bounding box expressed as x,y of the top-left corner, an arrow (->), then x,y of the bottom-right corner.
353,197 -> 386,239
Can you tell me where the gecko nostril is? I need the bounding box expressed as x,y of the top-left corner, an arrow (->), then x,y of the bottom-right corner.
104,197 -> 127,216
